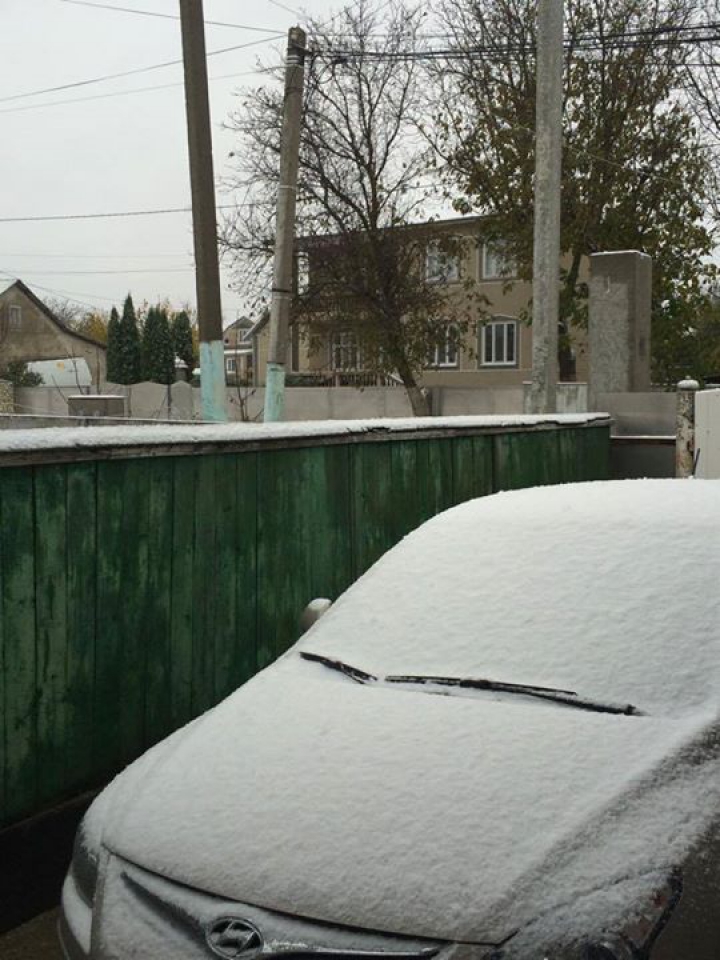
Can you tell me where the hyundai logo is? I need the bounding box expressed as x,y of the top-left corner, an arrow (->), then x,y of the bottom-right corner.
206,917 -> 264,960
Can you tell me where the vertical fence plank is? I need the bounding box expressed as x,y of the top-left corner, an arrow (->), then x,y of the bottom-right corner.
451,435 -> 494,505
494,430 -> 558,490
351,441 -> 395,576
169,457 -> 197,731
65,462 -> 97,795
419,438 -> 455,523
213,454 -> 240,705
117,460 -> 150,767
580,425 -> 611,480
34,465 -> 68,808
95,460 -> 150,778
191,456 -> 219,716
305,445 -> 353,603
1,467 -> 37,823
144,459 -> 175,748
0,470 -> 4,824
235,451 -> 258,691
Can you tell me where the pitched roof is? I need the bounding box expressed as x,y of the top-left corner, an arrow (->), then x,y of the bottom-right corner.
1,279 -> 107,349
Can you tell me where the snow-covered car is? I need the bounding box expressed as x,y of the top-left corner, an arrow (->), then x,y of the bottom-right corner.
59,479 -> 720,960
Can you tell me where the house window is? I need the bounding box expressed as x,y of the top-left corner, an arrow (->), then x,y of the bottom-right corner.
426,243 -> 460,283
296,252 -> 310,295
8,305 -> 21,330
226,357 -> 237,373
481,319 -> 517,367
429,325 -> 460,368
482,242 -> 516,280
330,330 -> 363,370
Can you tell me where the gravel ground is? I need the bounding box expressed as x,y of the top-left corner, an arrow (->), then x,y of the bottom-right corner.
1,910 -> 63,959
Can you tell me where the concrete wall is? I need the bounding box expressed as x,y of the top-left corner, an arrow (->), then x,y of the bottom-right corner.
594,391 -> 675,436
8,380 -> 598,425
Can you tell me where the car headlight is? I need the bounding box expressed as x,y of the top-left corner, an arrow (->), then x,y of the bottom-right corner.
71,817 -> 100,904
488,872 -> 682,960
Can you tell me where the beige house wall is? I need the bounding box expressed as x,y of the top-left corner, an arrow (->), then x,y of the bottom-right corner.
250,218 -> 591,387
0,282 -> 106,386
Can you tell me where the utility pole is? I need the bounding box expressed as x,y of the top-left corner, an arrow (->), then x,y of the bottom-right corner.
179,0 -> 227,422
529,0 -> 563,415
264,26 -> 307,423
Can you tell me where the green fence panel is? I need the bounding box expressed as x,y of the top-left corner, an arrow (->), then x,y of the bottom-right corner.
169,457 -> 199,733
0,422 -> 610,828
65,462 -> 97,796
144,459 -> 175,749
34,465 -> 69,809
1,468 -> 37,824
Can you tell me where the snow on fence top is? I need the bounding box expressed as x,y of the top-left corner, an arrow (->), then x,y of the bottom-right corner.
0,413 -> 610,465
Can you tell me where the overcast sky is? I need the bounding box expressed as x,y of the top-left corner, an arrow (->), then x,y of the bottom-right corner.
0,0 -> 338,325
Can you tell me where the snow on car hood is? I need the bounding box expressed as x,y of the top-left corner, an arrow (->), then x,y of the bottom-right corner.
100,661 -> 719,945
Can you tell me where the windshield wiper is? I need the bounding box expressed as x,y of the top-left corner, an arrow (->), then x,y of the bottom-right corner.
385,674 -> 644,716
300,651 -> 378,684
300,653 -> 643,716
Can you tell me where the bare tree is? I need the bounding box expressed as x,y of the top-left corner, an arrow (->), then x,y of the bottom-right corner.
221,0 -> 478,416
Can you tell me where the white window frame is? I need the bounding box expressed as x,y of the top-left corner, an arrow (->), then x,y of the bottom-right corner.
481,242 -> 516,281
481,318 -> 518,367
426,242 -> 461,284
225,357 -> 237,373
330,330 -> 363,371
429,324 -> 460,369
8,305 -> 21,330
296,251 -> 310,295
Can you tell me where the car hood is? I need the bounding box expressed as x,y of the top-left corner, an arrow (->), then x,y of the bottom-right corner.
100,661 -> 719,945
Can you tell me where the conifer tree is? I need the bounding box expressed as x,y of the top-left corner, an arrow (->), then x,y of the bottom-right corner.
142,306 -> 175,384
106,306 -> 122,383
113,294 -> 142,384
171,310 -> 196,378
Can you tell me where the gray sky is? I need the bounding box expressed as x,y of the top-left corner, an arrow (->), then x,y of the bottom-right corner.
0,0 -> 337,325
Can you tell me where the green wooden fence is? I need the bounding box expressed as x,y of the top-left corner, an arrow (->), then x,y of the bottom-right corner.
0,418 -> 610,829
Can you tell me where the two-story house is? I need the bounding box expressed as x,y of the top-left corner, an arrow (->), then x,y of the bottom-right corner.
246,215 -> 589,388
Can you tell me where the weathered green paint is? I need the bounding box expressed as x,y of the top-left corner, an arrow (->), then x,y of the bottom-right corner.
65,462 -> 97,794
1,468 -> 37,823
0,422 -> 609,828
34,466 -> 68,808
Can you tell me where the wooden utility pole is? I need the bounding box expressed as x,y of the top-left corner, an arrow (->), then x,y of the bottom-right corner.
179,0 -> 227,422
264,26 -> 307,423
529,0 -> 563,414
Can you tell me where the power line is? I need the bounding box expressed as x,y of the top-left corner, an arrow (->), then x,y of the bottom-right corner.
0,271 -> 123,306
0,34 -> 283,105
0,251 -> 192,259
265,0 -> 304,18
0,204 -> 240,223
14,267 -> 195,275
0,67 -> 273,116
58,0 -> 285,33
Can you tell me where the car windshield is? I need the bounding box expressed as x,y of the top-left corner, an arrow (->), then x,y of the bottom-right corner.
300,651 -> 644,717
295,483 -> 720,718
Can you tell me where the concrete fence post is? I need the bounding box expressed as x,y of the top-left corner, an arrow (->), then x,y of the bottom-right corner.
676,378 -> 699,478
